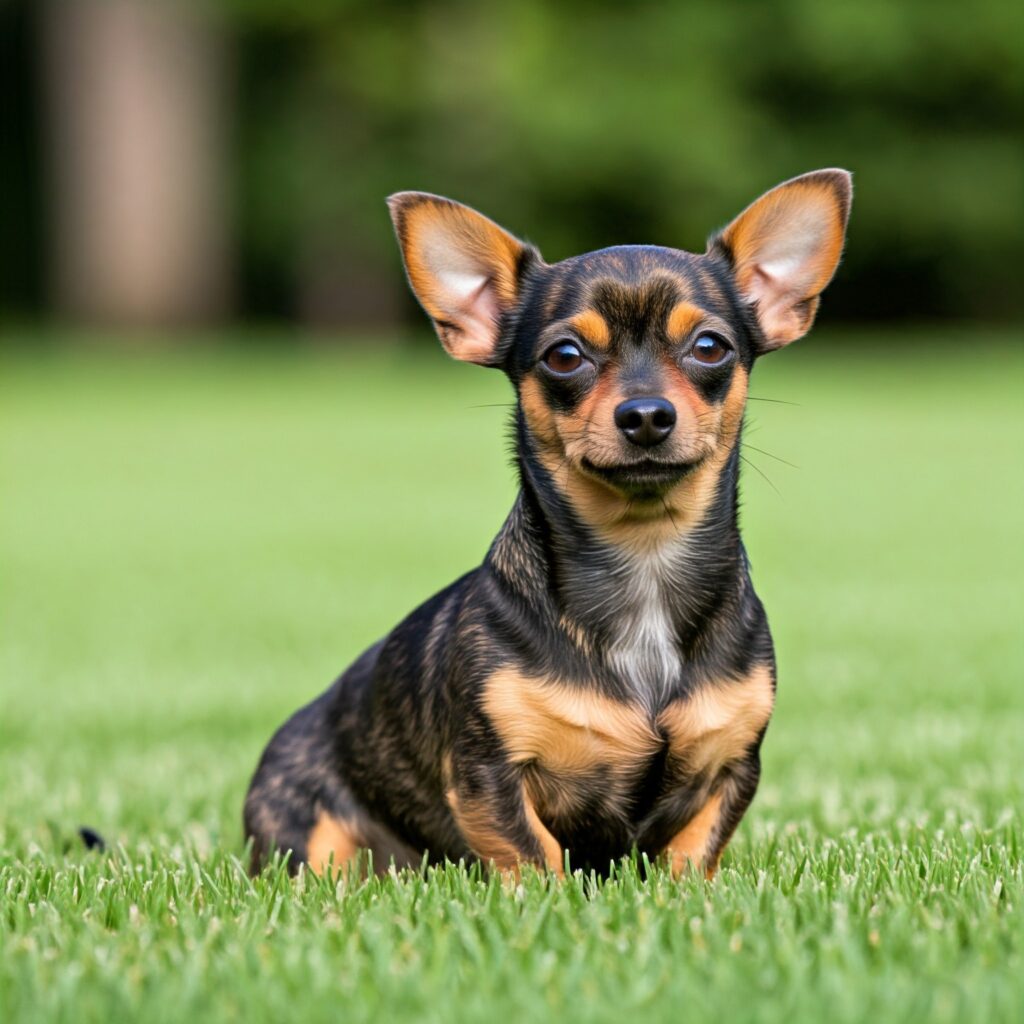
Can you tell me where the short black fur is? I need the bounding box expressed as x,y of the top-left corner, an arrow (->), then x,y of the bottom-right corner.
245,173 -> 850,878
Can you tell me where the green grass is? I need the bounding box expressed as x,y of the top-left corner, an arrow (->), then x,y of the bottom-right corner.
1,329 -> 1022,1023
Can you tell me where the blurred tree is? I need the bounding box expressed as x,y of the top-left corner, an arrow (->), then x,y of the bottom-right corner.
39,0 -> 231,328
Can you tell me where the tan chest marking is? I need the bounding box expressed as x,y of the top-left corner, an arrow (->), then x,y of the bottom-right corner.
483,669 -> 662,777
659,664 -> 775,776
483,664 -> 774,783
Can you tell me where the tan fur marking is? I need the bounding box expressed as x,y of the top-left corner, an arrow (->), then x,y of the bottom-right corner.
565,368 -> 615,428
665,301 -> 705,341
721,173 -> 849,347
661,357 -> 714,432
306,812 -> 360,876
519,376 -> 560,449
400,200 -> 522,316
391,195 -> 529,362
446,788 -> 523,870
486,666 -> 772,786
485,670 -> 663,824
724,180 -> 845,300
660,664 -> 775,776
666,792 -> 723,876
483,670 -> 662,777
702,776 -> 746,878
446,784 -> 564,875
568,309 -> 612,349
523,793 -> 565,876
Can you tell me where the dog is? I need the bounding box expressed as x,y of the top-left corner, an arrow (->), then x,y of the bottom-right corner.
244,169 -> 852,879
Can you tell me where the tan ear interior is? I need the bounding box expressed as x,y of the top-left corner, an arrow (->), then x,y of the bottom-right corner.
388,193 -> 528,363
719,170 -> 851,349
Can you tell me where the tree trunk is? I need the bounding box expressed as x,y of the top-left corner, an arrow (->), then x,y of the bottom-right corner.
40,0 -> 231,329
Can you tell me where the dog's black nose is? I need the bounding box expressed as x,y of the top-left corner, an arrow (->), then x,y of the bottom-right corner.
614,397 -> 676,448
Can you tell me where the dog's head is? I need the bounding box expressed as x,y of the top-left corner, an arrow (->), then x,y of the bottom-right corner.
389,171 -> 851,539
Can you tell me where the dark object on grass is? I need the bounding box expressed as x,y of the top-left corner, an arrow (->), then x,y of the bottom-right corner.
78,826 -> 106,851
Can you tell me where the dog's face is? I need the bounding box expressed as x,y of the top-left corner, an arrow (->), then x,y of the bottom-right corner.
390,171 -> 851,538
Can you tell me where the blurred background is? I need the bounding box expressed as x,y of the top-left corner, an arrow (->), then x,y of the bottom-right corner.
1,0 -> 1021,334
2,8 -> 1022,1018
2,0 -> 1023,843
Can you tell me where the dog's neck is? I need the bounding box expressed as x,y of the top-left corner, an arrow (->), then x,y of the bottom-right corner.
487,415 -> 747,695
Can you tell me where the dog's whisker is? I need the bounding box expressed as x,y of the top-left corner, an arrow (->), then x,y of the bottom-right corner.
742,443 -> 799,469
740,453 -> 784,498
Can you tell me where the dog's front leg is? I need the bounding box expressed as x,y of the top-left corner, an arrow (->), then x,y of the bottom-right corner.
446,756 -> 564,878
665,755 -> 762,879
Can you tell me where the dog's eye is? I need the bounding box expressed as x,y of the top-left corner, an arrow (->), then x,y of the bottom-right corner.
542,341 -> 585,375
691,334 -> 731,365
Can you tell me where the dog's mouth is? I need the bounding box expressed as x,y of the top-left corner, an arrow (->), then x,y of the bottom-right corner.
580,457 -> 702,497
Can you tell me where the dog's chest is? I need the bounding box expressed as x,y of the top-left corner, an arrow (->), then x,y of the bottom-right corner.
482,667 -> 774,824
573,546 -> 684,696
606,552 -> 681,694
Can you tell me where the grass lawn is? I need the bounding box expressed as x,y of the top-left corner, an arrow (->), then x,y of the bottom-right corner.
1,329 -> 1022,1023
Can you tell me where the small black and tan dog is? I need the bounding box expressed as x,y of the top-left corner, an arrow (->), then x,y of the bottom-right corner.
244,169 -> 851,879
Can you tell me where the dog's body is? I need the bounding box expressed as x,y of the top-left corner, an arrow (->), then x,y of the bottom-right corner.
245,170 -> 851,877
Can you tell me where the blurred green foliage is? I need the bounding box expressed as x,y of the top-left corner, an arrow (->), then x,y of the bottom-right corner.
230,0 -> 1024,322
1,0 -> 1020,324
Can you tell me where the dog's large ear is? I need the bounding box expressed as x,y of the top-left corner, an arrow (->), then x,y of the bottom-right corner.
387,192 -> 537,365
711,169 -> 852,352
